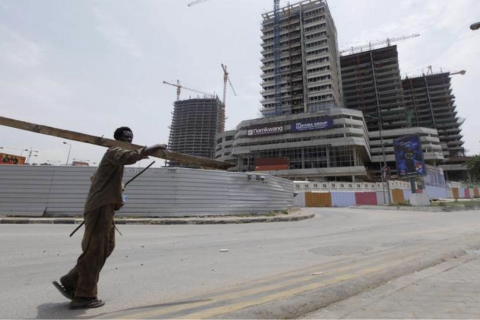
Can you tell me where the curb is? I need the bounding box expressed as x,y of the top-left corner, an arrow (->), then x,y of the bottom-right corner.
0,213 -> 315,225
302,252 -> 480,319
351,205 -> 480,212
212,240 -> 480,319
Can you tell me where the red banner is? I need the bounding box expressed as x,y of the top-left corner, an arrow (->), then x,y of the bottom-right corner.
0,153 -> 26,165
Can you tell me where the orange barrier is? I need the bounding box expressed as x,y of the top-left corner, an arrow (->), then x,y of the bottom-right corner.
392,189 -> 405,204
452,188 -> 459,199
305,192 -> 332,207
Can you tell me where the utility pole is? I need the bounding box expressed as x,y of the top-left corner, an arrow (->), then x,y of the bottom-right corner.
365,115 -> 392,205
26,147 -> 39,164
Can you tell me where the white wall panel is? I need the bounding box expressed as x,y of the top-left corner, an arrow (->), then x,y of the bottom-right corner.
0,166 -> 293,217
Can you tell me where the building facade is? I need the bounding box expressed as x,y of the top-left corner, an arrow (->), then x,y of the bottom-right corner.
168,98 -> 223,166
215,108 -> 371,181
260,0 -> 343,116
340,45 -> 407,132
402,72 -> 467,180
368,127 -> 444,175
340,45 -> 468,181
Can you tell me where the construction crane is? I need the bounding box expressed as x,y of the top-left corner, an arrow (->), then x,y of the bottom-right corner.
273,0 -> 281,116
425,65 -> 466,76
340,33 -> 420,55
187,0 -> 211,7
220,64 -> 237,132
163,80 -> 214,101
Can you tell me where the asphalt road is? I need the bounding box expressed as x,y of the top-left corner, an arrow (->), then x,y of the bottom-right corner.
2,207 -> 480,319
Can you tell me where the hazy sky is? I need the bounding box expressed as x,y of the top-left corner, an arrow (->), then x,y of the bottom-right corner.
0,0 -> 479,167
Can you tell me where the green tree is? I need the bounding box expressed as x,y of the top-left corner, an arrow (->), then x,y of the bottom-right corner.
465,155 -> 480,182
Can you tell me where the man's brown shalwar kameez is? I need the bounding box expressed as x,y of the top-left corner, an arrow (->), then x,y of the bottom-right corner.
61,147 -> 143,299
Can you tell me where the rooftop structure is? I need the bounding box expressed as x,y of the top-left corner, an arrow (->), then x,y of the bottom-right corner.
260,0 -> 343,117
168,98 -> 223,166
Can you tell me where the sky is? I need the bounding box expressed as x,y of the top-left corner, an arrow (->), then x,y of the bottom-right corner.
0,0 -> 479,167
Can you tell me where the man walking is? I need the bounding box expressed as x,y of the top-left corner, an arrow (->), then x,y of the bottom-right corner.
53,126 -> 166,309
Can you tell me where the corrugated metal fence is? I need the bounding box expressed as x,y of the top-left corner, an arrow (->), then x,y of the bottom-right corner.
0,166 -> 294,217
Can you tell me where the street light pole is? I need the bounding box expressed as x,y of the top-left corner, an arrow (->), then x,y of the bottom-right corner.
0,146 -> 29,157
26,147 -> 39,164
365,115 -> 392,205
63,142 -> 72,165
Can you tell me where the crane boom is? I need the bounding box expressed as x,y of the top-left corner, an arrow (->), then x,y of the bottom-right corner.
188,0 -> 211,7
273,0 -> 281,116
163,80 -> 215,101
340,33 -> 420,55
220,64 -> 237,133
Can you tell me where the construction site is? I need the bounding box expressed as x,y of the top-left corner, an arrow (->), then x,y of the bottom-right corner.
0,0 -> 476,215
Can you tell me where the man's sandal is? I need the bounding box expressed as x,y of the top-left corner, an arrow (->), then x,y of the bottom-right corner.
70,298 -> 105,310
52,281 -> 75,300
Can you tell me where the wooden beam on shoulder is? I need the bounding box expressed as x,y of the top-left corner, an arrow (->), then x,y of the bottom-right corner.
0,116 -> 234,170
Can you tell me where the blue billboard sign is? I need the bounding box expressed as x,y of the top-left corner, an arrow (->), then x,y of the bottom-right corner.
393,134 -> 427,177
291,117 -> 334,132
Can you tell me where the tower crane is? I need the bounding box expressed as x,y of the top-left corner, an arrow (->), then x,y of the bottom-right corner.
425,65 -> 466,76
187,0 -> 211,7
163,80 -> 214,101
220,64 -> 236,132
340,33 -> 420,55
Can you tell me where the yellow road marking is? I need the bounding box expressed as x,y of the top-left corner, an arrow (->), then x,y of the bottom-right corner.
179,253 -> 424,319
120,248 -> 424,319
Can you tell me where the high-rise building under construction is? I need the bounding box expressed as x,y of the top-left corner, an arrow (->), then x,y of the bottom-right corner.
402,72 -> 467,180
260,0 -> 343,117
340,45 -> 467,180
168,98 -> 223,166
340,45 -> 407,132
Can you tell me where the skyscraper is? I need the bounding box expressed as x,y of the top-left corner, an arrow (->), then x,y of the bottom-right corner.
168,98 -> 223,166
402,72 -> 467,180
340,45 -> 407,132
260,0 -> 343,117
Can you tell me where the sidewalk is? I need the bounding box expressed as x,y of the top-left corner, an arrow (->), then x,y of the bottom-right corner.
0,210 -> 314,225
303,251 -> 480,319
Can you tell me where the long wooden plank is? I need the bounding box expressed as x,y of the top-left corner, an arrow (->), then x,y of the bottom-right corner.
0,116 -> 234,170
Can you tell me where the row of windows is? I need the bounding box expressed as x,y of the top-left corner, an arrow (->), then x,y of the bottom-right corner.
304,20 -> 326,32
309,93 -> 334,102
307,65 -> 330,74
308,84 -> 332,93
263,31 -> 301,45
304,8 -> 325,18
305,29 -> 327,40
306,39 -> 328,48
263,71 -> 303,83
235,130 -> 363,148
263,81 -> 304,92
306,47 -> 328,57
263,90 -> 304,100
307,56 -> 329,65
304,16 -> 325,25
308,74 -> 331,83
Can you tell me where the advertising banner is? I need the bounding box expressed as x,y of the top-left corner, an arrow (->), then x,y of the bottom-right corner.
393,134 -> 427,177
247,125 -> 284,137
0,153 -> 26,165
291,117 -> 334,132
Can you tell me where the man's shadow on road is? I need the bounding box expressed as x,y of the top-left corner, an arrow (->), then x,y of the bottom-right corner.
36,302 -> 87,319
